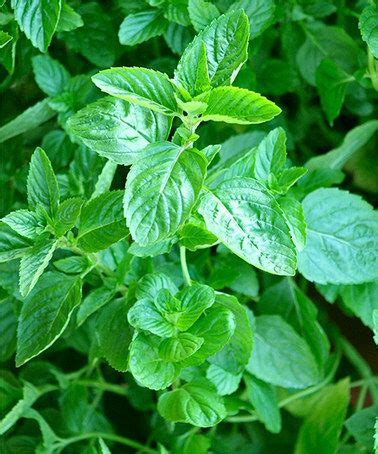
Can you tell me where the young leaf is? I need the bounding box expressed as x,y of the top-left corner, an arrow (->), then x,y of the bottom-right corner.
199,177 -> 297,276
67,97 -> 171,165
359,5 -> 378,59
124,142 -> 207,245
246,315 -> 320,389
159,333 -> 204,362
298,188 -> 378,285
175,10 -> 249,93
136,273 -> 178,300
77,191 -> 128,252
11,0 -> 62,52
129,332 -> 179,390
157,378 -> 226,427
201,86 -> 281,124
278,196 -> 307,252
188,0 -> 220,32
2,210 -> 43,240
92,67 -> 178,115
32,54 -> 70,97
27,148 -> 60,218
179,220 -> 218,251
253,127 -> 286,181
19,235 -> 58,297
295,379 -> 350,454
16,272 -> 81,366
56,1 -> 83,32
119,10 -> 168,46
0,223 -> 32,262
54,197 -> 84,237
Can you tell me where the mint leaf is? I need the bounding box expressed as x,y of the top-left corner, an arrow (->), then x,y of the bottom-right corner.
16,272 -> 81,366
0,224 -> 32,262
157,378 -> 226,427
77,284 -> 116,326
77,191 -> 128,252
345,405 -> 378,450
136,273 -> 178,300
359,5 -> 378,59
339,281 -> 378,329
124,142 -> 206,245
231,0 -> 275,39
253,127 -> 286,181
202,86 -> 281,124
92,68 -> 178,115
56,2 -> 83,32
27,147 -> 59,218
67,97 -> 171,165
2,210 -> 43,240
32,54 -> 70,96
199,178 -> 297,275
278,196 -> 307,252
206,363 -> 241,396
179,220 -> 218,251
298,188 -> 378,285
246,315 -> 320,389
119,10 -> 167,46
188,0 -> 220,32
11,0 -> 61,52
0,296 -> 17,362
54,197 -> 84,237
159,333 -> 204,362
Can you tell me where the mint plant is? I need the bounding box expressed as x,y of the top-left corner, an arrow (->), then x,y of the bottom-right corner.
0,1 -> 377,453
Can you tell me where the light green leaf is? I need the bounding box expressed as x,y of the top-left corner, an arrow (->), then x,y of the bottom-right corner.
92,67 -> 178,115
345,405 -> 378,451
258,279 -> 329,370
16,272 -> 82,366
136,273 -> 178,300
32,54 -> 70,96
179,220 -> 218,251
54,197 -> 84,237
56,1 -> 83,32
246,315 -> 320,389
359,5 -> 378,59
159,333 -> 204,362
67,97 -> 171,165
245,374 -> 281,433
119,10 -> 167,46
298,188 -> 378,285
11,0 -> 62,52
206,364 -> 241,396
316,59 -> 351,125
27,147 -> 60,218
2,210 -> 43,240
175,10 -> 249,93
0,223 -> 32,263
0,31 -> 12,48
124,142 -> 207,245
77,191 -> 128,252
92,161 -> 118,199
77,285 -> 116,326
278,196 -> 307,252
231,0 -> 275,39
295,379 -> 350,454
164,0 -> 190,26
129,332 -> 179,390
157,378 -> 226,427
96,298 -> 133,371
54,255 -> 90,274
188,0 -> 220,32
128,238 -> 176,257
339,281 -> 378,329
0,99 -> 56,144
19,235 -> 58,297
199,177 -> 297,275
270,167 -> 307,194
201,86 -> 281,124
298,168 -> 345,195
0,296 -> 17,362
253,127 -> 286,180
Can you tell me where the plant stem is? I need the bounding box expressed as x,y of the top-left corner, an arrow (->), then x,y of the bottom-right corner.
76,379 -> 128,397
180,246 -> 192,286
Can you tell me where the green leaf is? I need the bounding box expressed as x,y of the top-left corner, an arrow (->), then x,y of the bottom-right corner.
136,273 -> 178,300
32,54 -> 70,96
56,1 -> 83,32
77,285 -> 116,326
270,167 -> 307,194
2,210 -> 44,239
206,363 -> 241,396
92,161 -> 118,199
231,0 -> 275,39
278,196 -> 307,252
298,168 -> 345,195
258,279 -> 329,370
96,298 -> 133,371
201,86 -> 281,124
157,378 -> 226,427
164,0 -> 190,26
0,297 -> 17,362
11,0 -> 62,52
245,374 -> 281,433
92,67 -> 178,115
188,0 -> 220,32
159,332 -> 204,362
298,188 -> 378,285
124,142 -> 207,245
359,5 -> 378,59
316,59 -> 351,125
27,147 -> 60,218
345,405 -> 378,450
0,99 -> 56,144
54,197 -> 84,237
0,31 -> 12,48
128,238 -> 176,257
253,127 -> 286,181
164,22 -> 194,55
54,255 -> 90,274
339,281 -> 378,329
199,177 -> 297,275
16,272 -> 81,366
246,315 -> 320,389
295,379 -> 350,454
129,332 -> 179,389
181,305 -> 235,366
77,191 -> 128,252
175,10 -> 249,93
119,10 -> 168,46
179,220 -> 218,251
0,223 -> 32,263
67,97 -> 172,165
19,235 -> 58,297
